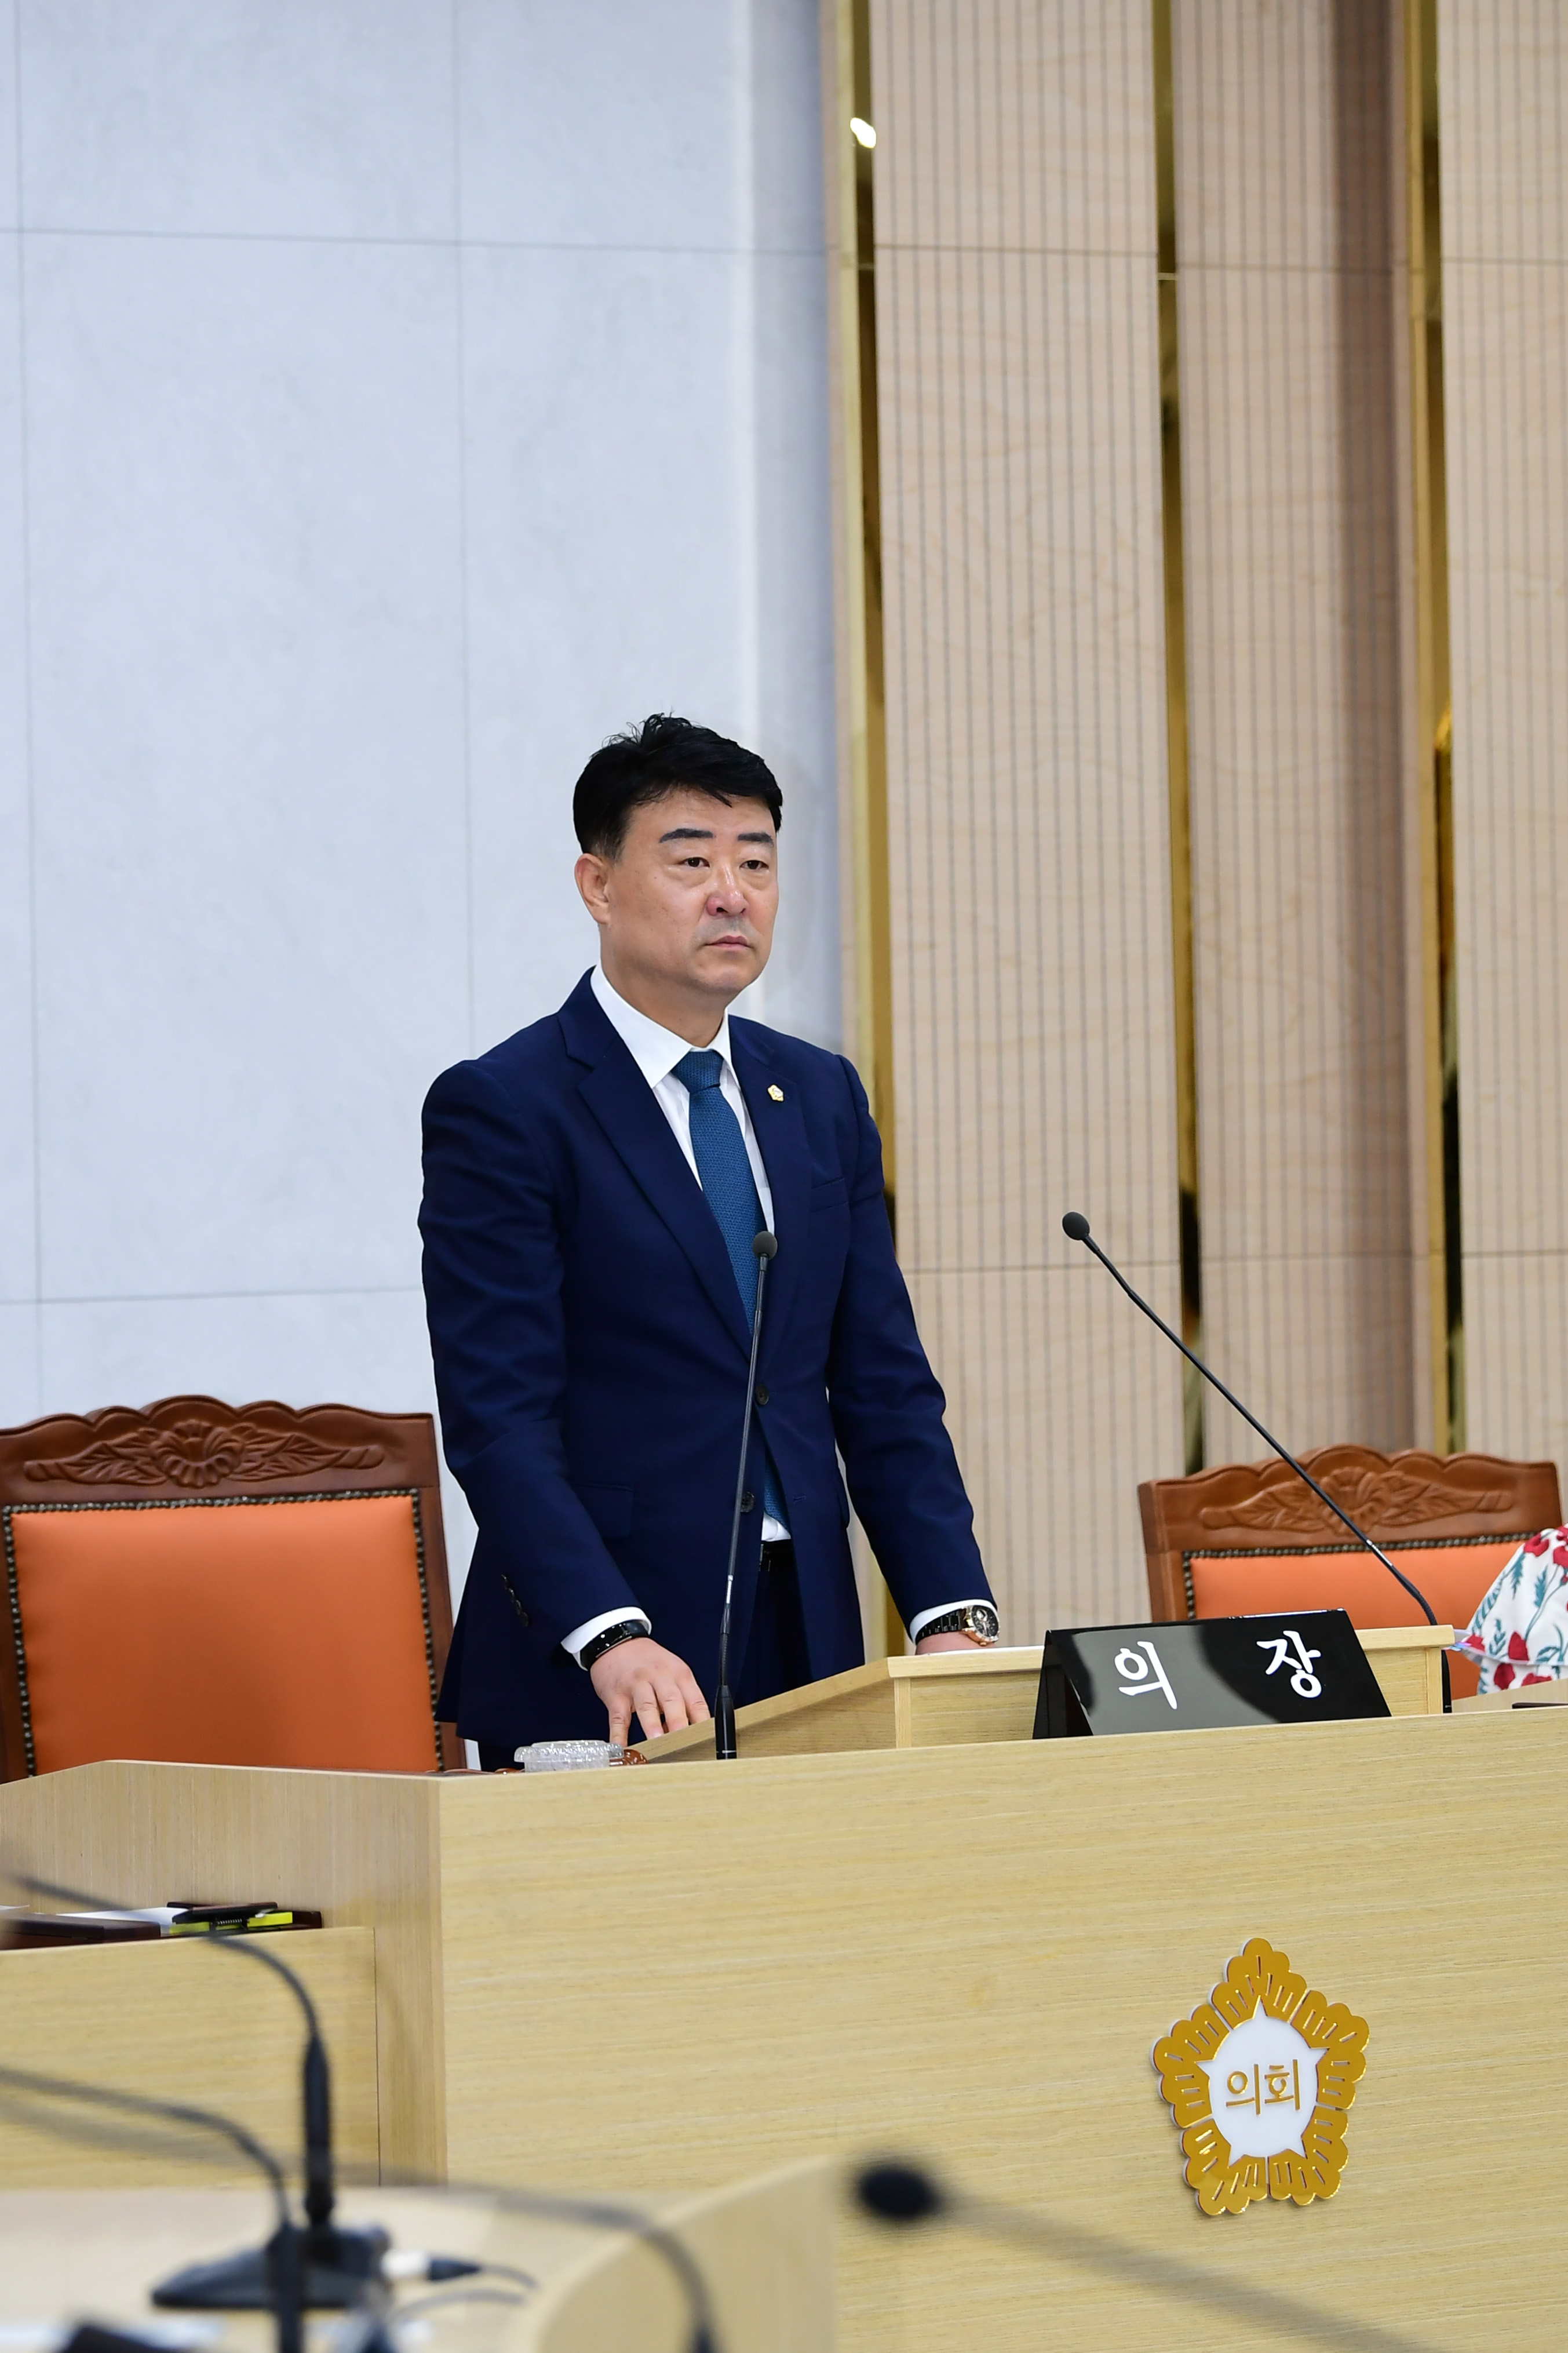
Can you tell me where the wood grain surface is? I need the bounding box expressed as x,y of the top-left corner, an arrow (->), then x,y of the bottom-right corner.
0,1762 -> 444,2176
641,1646 -> 1047,1762
431,1710 -> 1560,2350
0,1927 -> 377,2189
1441,0 -> 1568,1482
0,2165 -> 833,2353
641,1629 -> 1448,1761
1,1702 -> 1548,2350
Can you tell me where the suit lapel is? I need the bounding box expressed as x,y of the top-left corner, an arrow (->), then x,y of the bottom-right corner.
563,979 -> 751,1358
731,1022 -> 809,1366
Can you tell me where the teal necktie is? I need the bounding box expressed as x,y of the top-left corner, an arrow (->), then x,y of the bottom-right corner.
673,1050 -> 786,1528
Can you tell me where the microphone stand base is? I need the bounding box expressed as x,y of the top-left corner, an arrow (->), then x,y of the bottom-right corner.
153,2224 -> 390,2312
714,1685 -> 737,1761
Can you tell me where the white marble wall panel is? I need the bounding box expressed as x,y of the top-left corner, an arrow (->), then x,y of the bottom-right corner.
0,0 -> 17,233
461,241 -> 754,1042
25,232 -> 469,1302
0,1306 -> 40,1428
37,1289 -> 435,1424
0,1 -> 839,1605
0,233 -> 33,1314
458,0 -> 837,1052
456,0 -> 736,251
460,238 -> 837,1049
749,0 -> 830,255
18,1 -> 457,241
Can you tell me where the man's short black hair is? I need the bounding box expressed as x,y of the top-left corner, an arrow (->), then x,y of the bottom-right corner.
572,713 -> 783,859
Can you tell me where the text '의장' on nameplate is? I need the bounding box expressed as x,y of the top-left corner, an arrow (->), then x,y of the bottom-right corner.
1033,1609 -> 1390,1737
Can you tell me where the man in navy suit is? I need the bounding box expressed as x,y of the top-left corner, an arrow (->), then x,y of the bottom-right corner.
421,715 -> 997,1762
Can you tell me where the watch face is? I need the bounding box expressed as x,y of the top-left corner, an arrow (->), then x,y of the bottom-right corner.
972,1605 -> 1000,1640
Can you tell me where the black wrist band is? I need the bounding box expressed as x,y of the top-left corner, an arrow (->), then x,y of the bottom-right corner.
578,1618 -> 650,1670
915,1603 -> 1000,1645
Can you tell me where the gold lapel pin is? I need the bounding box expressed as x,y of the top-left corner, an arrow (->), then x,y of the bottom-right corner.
767,1084 -> 784,1101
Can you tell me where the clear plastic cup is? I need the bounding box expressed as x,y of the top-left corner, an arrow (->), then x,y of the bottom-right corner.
511,1739 -> 640,1771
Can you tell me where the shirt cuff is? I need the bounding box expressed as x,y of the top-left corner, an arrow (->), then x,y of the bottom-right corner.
909,1599 -> 994,1641
561,1607 -> 652,1668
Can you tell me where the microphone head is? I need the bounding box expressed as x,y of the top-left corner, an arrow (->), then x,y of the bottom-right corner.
854,2161 -> 945,2226
1062,1210 -> 1092,1244
752,1230 -> 779,1260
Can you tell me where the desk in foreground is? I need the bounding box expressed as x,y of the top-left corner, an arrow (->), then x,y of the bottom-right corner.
0,2167 -> 832,2353
0,1696 -> 1552,2353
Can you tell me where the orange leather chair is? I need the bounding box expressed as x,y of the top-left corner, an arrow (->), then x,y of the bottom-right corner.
1139,1444 -> 1562,1701
0,1396 -> 462,1779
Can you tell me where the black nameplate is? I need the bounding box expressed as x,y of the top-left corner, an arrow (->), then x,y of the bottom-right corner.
1033,1611 -> 1391,1739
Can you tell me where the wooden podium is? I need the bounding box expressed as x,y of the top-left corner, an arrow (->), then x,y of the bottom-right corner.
1,1631 -> 1554,2352
640,1625 -> 1454,1760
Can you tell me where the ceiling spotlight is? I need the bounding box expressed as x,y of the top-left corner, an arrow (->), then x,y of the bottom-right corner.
850,116 -> 876,148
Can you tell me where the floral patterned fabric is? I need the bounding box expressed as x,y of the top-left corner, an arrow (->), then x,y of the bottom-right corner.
1454,1527 -> 1568,1692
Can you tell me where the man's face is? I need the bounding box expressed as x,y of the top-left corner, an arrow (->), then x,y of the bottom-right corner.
575,786 -> 778,1014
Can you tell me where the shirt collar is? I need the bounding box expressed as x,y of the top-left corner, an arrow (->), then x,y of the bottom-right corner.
591,964 -> 735,1090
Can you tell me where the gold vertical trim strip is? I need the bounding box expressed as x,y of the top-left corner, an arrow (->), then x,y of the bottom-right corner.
823,0 -> 901,1653
826,0 -> 895,1211
1405,0 -> 1463,1449
1151,0 -> 1204,1474
852,0 -> 895,1222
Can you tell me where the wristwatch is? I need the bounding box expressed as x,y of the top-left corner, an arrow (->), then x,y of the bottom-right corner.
579,1618 -> 650,1670
917,1602 -> 1000,1647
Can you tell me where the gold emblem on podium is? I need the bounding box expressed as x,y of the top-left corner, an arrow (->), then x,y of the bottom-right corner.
1152,1937 -> 1368,2216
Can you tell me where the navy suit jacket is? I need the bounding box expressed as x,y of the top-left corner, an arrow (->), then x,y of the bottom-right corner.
420,971 -> 990,1746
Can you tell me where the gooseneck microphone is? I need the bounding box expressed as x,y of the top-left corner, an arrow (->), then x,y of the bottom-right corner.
7,1873 -> 723,2353
714,1229 -> 778,1760
0,2058 -> 720,2353
1061,1210 -> 1439,1627
154,1933 -> 389,2312
22,1869 -> 386,2316
855,2159 -> 1425,2351
0,2058 -> 302,2353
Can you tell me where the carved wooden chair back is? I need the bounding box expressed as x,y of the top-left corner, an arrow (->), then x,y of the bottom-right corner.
0,1394 -> 462,1779
1139,1444 -> 1562,1699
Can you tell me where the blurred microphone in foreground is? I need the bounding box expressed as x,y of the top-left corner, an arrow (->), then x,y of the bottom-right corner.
854,2159 -> 1432,2352
0,2050 -> 717,2353
18,1869 -> 388,2318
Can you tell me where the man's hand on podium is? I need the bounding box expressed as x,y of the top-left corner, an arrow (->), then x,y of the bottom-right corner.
590,1636 -> 710,1746
914,1631 -> 980,1653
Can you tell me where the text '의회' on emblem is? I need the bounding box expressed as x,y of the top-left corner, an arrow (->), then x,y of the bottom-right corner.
1206,2016 -> 1318,2159
1151,1937 -> 1369,2216
1224,2057 -> 1302,2115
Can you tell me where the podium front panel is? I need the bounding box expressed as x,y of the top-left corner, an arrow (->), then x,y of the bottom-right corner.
0,1709 -> 1552,2349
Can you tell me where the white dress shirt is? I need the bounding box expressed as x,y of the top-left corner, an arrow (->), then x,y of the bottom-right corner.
562,965 -> 987,1665
590,966 -> 777,1228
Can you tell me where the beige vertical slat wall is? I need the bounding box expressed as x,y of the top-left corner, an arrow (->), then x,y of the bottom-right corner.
1441,3 -> 1568,1481
1172,1 -> 1418,1466
869,1 -> 1184,1633
844,2 -> 1568,1637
